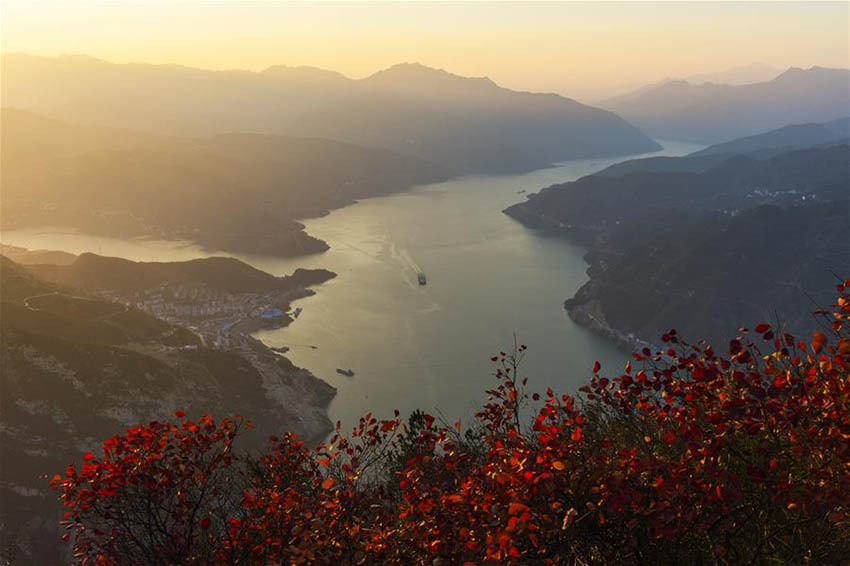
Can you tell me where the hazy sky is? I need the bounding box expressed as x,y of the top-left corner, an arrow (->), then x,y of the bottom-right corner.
2,1 -> 848,101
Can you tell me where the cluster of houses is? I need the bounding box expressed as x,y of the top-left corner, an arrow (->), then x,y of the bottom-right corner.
102,282 -> 290,350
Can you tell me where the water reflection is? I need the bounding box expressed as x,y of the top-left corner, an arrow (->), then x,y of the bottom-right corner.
1,139 -> 704,430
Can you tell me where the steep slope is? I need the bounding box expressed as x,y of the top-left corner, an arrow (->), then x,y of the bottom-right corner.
295,63 -> 661,173
505,143 -> 850,348
602,66 -> 850,142
1,54 -> 661,174
0,254 -> 335,563
565,202 -> 848,349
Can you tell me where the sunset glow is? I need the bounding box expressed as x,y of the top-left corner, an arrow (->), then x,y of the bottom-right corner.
2,1 -> 848,100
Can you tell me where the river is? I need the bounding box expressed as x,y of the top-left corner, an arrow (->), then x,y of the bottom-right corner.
1,139 -> 703,431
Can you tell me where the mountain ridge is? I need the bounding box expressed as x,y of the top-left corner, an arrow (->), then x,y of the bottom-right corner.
601,66 -> 850,142
1,108 -> 452,256
1,52 -> 661,174
504,141 -> 850,349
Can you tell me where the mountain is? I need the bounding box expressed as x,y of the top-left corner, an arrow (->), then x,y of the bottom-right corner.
0,253 -> 335,563
260,64 -> 350,85
505,143 -> 850,348
293,62 -> 661,173
691,117 -> 850,157
506,143 -> 849,238
595,117 -> 850,178
596,78 -> 677,108
683,62 -> 781,85
0,244 -> 78,265
565,201 -> 848,349
25,253 -> 325,295
0,53 -> 341,135
1,108 -> 451,255
1,53 -> 661,174
601,66 -> 850,142
597,64 -> 782,108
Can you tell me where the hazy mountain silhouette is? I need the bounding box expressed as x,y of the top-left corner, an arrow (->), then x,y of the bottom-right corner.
1,53 -> 661,174
291,62 -> 661,172
691,117 -> 849,157
683,62 -> 781,85
595,63 -> 782,108
594,117 -> 850,177
597,63 -> 782,107
1,108 -> 451,255
260,64 -> 350,85
601,66 -> 850,142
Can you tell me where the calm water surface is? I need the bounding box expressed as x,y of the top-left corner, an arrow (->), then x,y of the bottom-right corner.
2,139 -> 703,430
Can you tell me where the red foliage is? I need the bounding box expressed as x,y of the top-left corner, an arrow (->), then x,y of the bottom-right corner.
53,284 -> 850,564
51,414 -> 248,565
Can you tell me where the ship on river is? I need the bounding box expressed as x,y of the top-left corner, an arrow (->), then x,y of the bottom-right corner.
418,272 -> 427,285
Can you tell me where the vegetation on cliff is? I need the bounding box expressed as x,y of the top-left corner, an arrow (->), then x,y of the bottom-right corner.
504,141 -> 849,349
0,255 -> 335,564
50,282 -> 850,564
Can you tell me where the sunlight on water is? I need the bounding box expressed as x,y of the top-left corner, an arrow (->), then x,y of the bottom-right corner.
1,139 -> 704,430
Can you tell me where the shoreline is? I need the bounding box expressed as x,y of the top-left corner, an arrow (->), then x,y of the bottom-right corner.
503,203 -> 652,354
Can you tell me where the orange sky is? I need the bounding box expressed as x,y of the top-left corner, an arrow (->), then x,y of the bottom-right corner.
2,1 -> 848,101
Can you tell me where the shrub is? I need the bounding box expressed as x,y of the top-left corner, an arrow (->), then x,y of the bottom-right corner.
52,282 -> 850,564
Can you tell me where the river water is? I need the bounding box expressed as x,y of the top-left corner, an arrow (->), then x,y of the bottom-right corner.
1,139 -> 702,431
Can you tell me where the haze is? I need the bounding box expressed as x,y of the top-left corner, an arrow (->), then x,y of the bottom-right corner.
2,1 -> 848,101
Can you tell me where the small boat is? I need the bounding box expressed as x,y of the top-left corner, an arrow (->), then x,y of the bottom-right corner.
417,273 -> 427,285
292,307 -> 303,318
270,346 -> 290,354
336,368 -> 355,377
517,189 -> 526,194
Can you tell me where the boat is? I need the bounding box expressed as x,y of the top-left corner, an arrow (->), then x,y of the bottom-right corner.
270,346 -> 290,354
292,307 -> 303,318
336,368 -> 355,377
517,189 -> 526,194
418,272 -> 427,285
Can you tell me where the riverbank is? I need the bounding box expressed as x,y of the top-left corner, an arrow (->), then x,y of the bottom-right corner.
503,204 -> 654,353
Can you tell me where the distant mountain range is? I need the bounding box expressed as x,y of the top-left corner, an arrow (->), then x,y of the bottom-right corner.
594,117 -> 849,178
600,66 -> 850,142
1,53 -> 661,174
682,62 -> 782,85
690,117 -> 849,157
505,122 -> 850,349
599,63 -> 782,107
1,108 -> 451,255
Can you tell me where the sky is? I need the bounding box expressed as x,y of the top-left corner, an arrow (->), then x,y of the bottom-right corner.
2,1 -> 848,101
